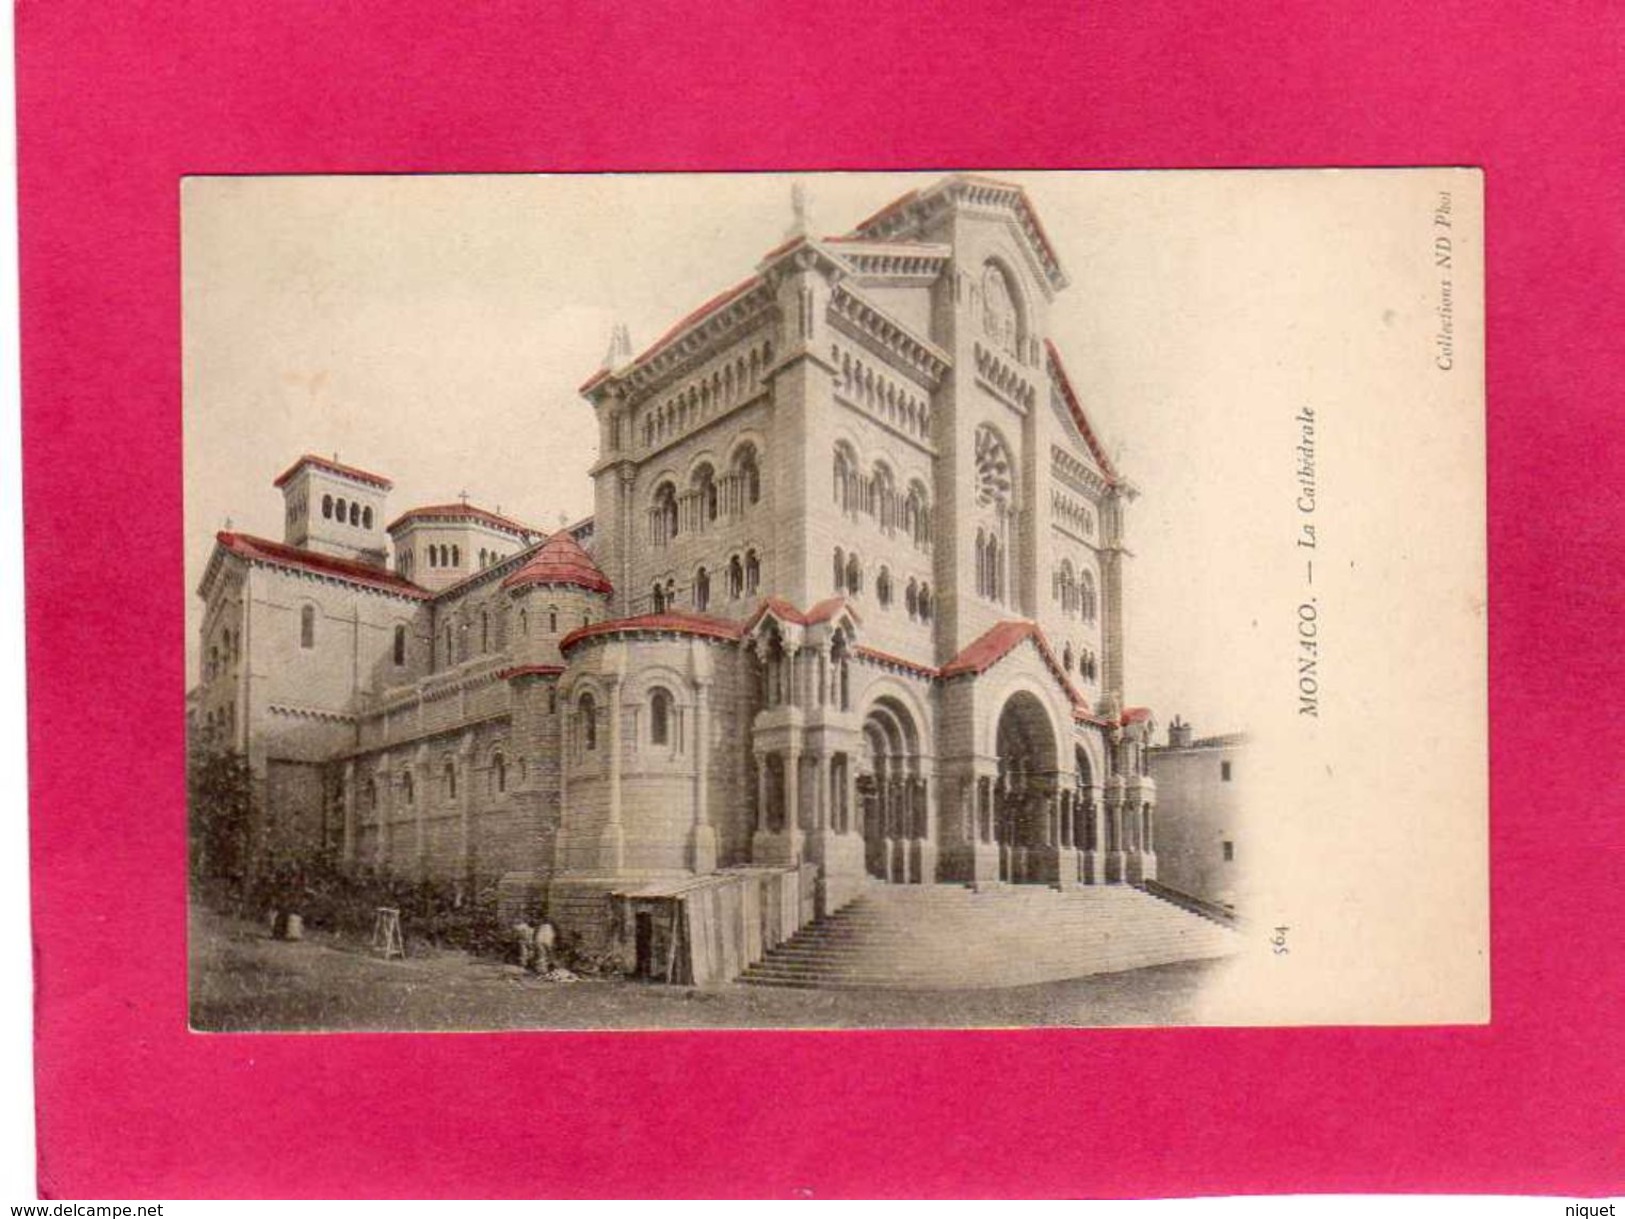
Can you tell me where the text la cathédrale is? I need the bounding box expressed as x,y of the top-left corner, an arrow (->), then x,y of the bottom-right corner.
1295,406 -> 1317,549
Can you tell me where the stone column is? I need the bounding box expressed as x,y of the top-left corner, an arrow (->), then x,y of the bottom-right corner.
785,741 -> 803,862
593,675 -> 627,875
456,734 -> 476,885
916,774 -> 939,884
755,751 -> 770,834
341,759 -> 357,867
846,756 -> 859,837
1079,789 -> 1101,884
1050,789 -> 1078,885
374,758 -> 392,874
413,743 -> 429,879
1103,776 -> 1126,883
689,679 -> 717,873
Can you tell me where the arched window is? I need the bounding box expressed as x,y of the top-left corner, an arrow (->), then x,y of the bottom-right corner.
363,506 -> 373,529
300,604 -> 315,649
451,545 -> 461,568
693,566 -> 710,611
651,481 -> 679,543
904,481 -> 930,546
403,770 -> 415,805
845,553 -> 862,595
732,443 -> 761,507
905,578 -> 918,619
364,778 -> 377,810
443,760 -> 457,800
871,462 -> 895,528
744,550 -> 760,595
335,497 -> 347,523
1063,642 -> 1074,672
579,692 -> 597,752
651,582 -> 666,613
833,547 -> 845,593
427,546 -> 437,569
876,566 -> 893,608
492,751 -> 507,795
548,606 -> 558,633
519,608 -> 528,638
480,610 -> 489,651
918,584 -> 932,621
349,502 -> 360,526
1081,569 -> 1098,623
1057,559 -> 1078,616
833,443 -> 859,512
649,687 -> 672,747
393,624 -> 406,666
443,623 -> 453,663
479,548 -> 488,568
322,494 -> 333,520
728,555 -> 744,599
547,685 -> 558,714
692,464 -> 718,525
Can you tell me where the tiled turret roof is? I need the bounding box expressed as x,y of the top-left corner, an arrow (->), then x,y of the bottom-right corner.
500,530 -> 613,595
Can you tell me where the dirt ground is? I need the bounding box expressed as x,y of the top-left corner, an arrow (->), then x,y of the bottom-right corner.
188,904 -> 1232,1032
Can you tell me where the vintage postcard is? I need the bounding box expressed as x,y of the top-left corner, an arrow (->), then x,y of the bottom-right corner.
182,170 -> 1486,1030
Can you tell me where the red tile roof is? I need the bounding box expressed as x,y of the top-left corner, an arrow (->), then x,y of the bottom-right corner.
742,595 -> 860,633
385,503 -> 539,539
214,532 -> 429,599
559,610 -> 745,654
272,454 -> 393,491
853,645 -> 937,681
581,274 -> 763,394
1120,706 -> 1152,725
1045,340 -> 1119,482
500,531 -> 613,595
942,620 -> 1084,709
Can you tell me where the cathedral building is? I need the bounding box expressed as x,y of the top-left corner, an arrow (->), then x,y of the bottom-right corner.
194,175 -> 1164,981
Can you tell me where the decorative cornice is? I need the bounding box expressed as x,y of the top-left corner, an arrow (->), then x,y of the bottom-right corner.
497,664 -> 565,681
1051,445 -> 1110,499
588,279 -> 778,406
851,176 -> 1068,294
829,282 -> 951,389
267,703 -> 357,724
974,341 -> 1037,412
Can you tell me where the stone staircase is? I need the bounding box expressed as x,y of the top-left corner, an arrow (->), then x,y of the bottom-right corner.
738,883 -> 1240,990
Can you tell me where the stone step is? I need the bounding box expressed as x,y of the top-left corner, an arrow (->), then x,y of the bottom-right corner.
738,883 -> 1241,991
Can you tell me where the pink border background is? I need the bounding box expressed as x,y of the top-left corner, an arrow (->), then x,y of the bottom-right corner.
18,0 -> 1625,1199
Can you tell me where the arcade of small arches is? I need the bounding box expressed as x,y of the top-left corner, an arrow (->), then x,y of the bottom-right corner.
639,338 -> 775,452
648,443 -> 763,546
1053,560 -> 1098,623
831,547 -> 932,622
832,442 -> 932,551
321,493 -> 375,531
650,547 -> 761,613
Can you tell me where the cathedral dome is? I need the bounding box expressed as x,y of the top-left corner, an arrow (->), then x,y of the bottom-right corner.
501,530 -> 613,595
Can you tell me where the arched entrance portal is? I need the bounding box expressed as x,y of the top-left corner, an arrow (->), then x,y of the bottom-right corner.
993,691 -> 1062,884
857,697 -> 927,883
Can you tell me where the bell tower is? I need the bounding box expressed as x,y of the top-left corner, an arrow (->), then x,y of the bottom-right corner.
273,453 -> 392,568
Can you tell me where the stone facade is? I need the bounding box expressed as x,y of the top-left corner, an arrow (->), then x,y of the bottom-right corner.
1146,719 -> 1246,910
194,175 -> 1163,977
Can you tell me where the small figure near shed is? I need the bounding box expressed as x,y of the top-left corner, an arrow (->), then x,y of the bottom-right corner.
512,915 -> 535,972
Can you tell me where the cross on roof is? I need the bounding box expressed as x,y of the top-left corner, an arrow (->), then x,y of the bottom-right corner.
457,489 -> 471,506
